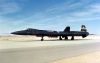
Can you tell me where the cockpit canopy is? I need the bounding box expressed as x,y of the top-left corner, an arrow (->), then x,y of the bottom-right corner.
26,28 -> 33,30
26,28 -> 37,31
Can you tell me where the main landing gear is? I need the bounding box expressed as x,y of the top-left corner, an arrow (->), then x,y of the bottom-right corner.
59,36 -> 62,40
41,36 -> 74,41
59,36 -> 74,40
65,36 -> 68,40
59,36 -> 68,40
71,36 -> 74,40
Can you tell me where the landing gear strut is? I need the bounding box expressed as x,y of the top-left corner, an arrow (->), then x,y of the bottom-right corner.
41,36 -> 44,41
59,36 -> 62,40
71,36 -> 74,40
65,36 -> 68,40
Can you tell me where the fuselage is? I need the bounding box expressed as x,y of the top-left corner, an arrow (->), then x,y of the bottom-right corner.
11,28 -> 89,37
11,25 -> 89,41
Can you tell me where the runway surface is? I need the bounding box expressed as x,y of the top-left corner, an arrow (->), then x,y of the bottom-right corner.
0,35 -> 100,63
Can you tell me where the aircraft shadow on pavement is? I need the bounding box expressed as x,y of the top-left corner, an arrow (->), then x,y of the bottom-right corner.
9,39 -> 92,42
34,39 -> 92,41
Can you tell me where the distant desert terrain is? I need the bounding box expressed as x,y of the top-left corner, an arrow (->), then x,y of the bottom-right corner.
0,36 -> 40,41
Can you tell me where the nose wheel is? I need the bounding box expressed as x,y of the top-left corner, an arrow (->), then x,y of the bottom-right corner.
41,36 -> 44,41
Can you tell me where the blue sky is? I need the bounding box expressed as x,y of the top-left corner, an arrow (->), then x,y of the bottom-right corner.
0,0 -> 100,35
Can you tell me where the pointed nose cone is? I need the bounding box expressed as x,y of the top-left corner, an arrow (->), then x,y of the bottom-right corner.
11,32 -> 18,34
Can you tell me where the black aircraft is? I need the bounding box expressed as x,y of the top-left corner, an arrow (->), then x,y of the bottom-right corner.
11,25 -> 89,41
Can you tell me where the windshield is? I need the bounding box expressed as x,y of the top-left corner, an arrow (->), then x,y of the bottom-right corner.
26,28 -> 33,31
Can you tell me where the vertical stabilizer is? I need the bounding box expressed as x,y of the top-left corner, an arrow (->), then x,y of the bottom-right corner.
81,25 -> 87,31
64,26 -> 70,32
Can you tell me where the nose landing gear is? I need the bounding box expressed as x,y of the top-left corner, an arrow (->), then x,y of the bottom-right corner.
41,36 -> 44,41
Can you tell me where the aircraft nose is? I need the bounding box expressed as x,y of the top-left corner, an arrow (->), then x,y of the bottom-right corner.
11,32 -> 18,34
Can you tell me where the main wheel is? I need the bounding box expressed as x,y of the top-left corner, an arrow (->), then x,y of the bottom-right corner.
59,36 -> 62,40
71,36 -> 74,40
65,36 -> 68,40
